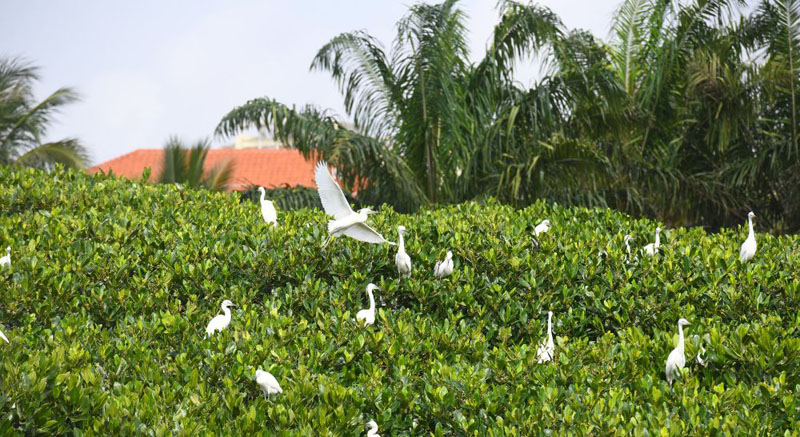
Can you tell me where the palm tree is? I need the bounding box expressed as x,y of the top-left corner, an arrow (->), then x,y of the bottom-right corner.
158,137 -> 235,192
0,57 -> 88,169
216,0 -> 569,212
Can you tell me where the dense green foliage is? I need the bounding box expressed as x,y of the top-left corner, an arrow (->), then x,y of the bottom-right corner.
218,0 -> 800,232
0,57 -> 88,169
158,137 -> 234,192
2,167 -> 800,435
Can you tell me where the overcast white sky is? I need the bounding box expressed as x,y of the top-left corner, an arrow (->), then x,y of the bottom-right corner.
1,1 -> 620,165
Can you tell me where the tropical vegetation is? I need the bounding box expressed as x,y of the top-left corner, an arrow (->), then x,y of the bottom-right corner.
218,0 -> 800,232
0,57 -> 88,169
2,165 -> 799,434
158,136 -> 235,192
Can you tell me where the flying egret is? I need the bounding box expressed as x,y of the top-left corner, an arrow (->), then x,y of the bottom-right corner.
644,227 -> 661,256
205,300 -> 236,336
356,284 -> 378,326
0,328 -> 8,343
0,246 -> 10,268
255,369 -> 283,399
314,161 -> 394,246
434,251 -> 454,278
366,420 -> 381,437
536,311 -> 555,363
395,226 -> 412,277
257,187 -> 278,225
534,220 -> 551,236
665,318 -> 690,386
739,211 -> 757,263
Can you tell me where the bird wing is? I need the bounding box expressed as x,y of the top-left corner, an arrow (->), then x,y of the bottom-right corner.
315,161 -> 353,220
0,329 -> 7,343
342,222 -> 394,245
262,201 -> 277,224
260,372 -> 282,392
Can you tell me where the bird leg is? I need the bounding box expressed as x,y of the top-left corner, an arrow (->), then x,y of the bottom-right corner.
321,235 -> 334,249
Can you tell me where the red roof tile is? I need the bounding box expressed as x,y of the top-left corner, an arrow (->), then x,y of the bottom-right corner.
87,148 -> 318,191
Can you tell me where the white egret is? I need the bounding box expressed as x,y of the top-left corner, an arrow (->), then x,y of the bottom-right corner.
356,284 -> 379,326
314,162 -> 394,245
739,211 -> 757,263
255,369 -> 283,399
644,227 -> 661,256
0,246 -> 10,268
536,311 -> 555,363
366,420 -> 381,437
395,226 -> 411,277
0,328 -> 7,343
696,343 -> 707,367
534,220 -> 551,236
257,187 -> 278,225
205,300 -> 236,336
665,318 -> 690,386
624,235 -> 634,257
434,251 -> 454,278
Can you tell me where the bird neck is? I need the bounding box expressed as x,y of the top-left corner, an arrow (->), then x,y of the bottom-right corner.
367,427 -> 378,437
655,232 -> 660,247
398,231 -> 405,251
368,291 -> 375,311
747,216 -> 754,239
547,314 -> 553,342
259,189 -> 265,202
677,324 -> 685,350
222,306 -> 232,318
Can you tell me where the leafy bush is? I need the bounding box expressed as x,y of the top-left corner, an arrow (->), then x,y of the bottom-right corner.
1,166 -> 799,435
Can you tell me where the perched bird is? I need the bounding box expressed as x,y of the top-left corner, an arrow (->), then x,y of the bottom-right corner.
624,235 -> 634,257
434,251 -> 454,278
395,226 -> 412,277
366,420 -> 381,437
356,284 -> 379,326
536,311 -> 555,363
534,220 -> 551,236
205,300 -> 236,336
257,187 -> 278,225
665,318 -> 691,386
696,343 -> 707,367
644,227 -> 661,256
0,328 -> 8,343
255,369 -> 283,399
0,246 -> 10,268
739,211 -> 757,263
314,162 -> 394,245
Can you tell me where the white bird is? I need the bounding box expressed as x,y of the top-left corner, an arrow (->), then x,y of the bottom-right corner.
0,328 -> 8,343
255,369 -> 283,399
434,251 -> 454,278
696,343 -> 707,367
205,300 -> 236,336
739,211 -> 757,263
644,227 -> 661,256
624,235 -> 634,257
536,311 -> 555,363
534,220 -> 551,236
395,226 -> 412,277
665,318 -> 690,386
356,284 -> 378,326
0,246 -> 10,268
314,162 -> 394,245
257,187 -> 278,225
366,420 -> 381,437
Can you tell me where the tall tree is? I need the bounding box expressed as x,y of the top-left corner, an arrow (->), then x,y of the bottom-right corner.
0,57 -> 88,169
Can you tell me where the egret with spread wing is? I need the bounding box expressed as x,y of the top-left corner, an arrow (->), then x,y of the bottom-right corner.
314,162 -> 394,246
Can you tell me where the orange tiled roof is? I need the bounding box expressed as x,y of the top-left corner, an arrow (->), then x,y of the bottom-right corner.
87,148 -> 319,191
